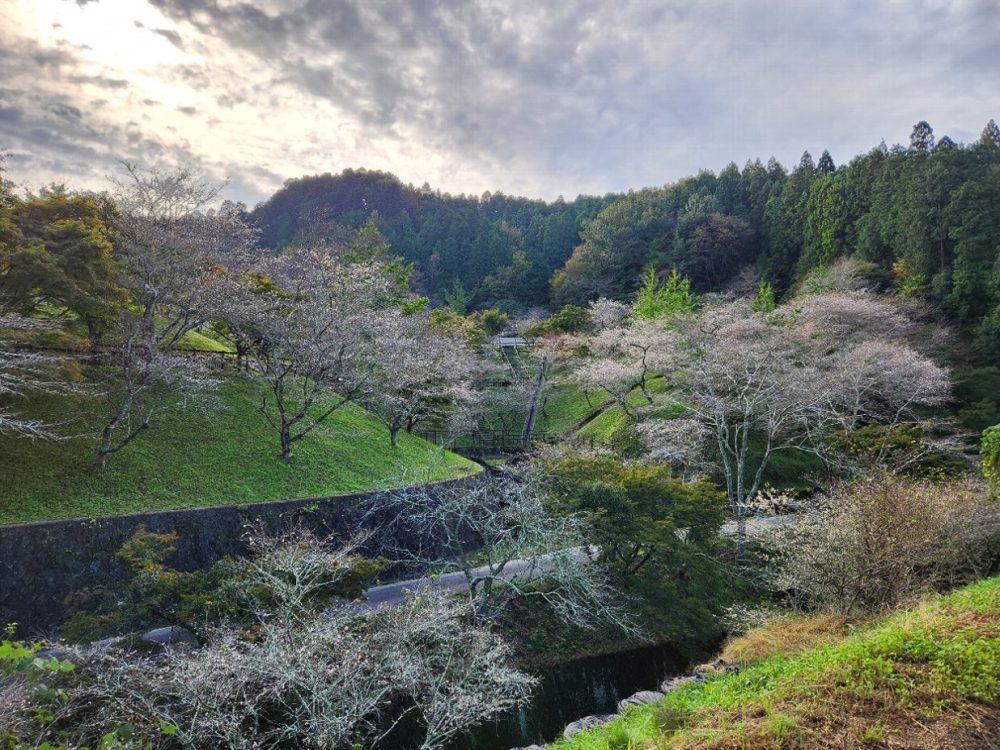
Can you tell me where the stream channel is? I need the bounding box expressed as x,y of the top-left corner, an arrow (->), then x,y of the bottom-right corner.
448,641 -> 688,749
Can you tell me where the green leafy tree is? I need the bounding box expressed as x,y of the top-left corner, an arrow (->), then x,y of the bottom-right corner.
751,281 -> 776,312
799,173 -> 848,273
525,304 -> 592,336
817,149 -> 836,174
633,266 -> 697,320
0,186 -> 125,335
443,276 -> 473,314
544,453 -> 724,578
476,307 -> 509,335
541,453 -> 732,640
979,119 -> 1000,149
910,120 -> 935,152
947,164 -> 1000,324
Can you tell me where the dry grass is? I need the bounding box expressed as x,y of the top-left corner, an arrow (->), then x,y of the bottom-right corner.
719,614 -> 856,665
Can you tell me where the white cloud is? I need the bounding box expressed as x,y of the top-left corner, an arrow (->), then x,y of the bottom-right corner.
1,0 -> 997,205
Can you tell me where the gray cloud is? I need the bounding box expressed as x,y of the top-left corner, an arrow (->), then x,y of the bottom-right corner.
3,0 -> 999,205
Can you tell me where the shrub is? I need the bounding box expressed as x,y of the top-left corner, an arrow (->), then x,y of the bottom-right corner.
524,304 -> 593,336
984,424 -> 1000,496
767,474 -> 1000,614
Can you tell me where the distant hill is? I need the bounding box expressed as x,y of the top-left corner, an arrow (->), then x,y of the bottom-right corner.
249,169 -> 615,311
251,121 -> 1000,374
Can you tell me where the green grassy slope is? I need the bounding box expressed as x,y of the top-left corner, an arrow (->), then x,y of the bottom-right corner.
0,378 -> 478,525
576,377 -> 670,444
553,575 -> 1000,749
535,384 -> 607,434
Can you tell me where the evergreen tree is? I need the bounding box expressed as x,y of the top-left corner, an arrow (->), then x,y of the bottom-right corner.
817,150 -> 836,174
979,119 -> 1000,149
935,135 -> 958,151
909,120 -> 935,152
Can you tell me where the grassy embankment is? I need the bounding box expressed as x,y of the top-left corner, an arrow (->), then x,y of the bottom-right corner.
552,575 -> 1000,749
0,376 -> 478,525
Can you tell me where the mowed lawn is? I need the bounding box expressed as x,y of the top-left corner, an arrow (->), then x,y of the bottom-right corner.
0,376 -> 479,525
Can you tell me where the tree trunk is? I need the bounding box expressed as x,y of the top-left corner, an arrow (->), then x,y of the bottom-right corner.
390,426 -> 400,448
95,426 -> 114,469
95,392 -> 134,469
521,356 -> 548,447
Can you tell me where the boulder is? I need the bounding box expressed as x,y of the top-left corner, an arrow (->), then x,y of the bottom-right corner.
141,625 -> 199,650
659,676 -> 685,693
562,714 -> 616,739
617,690 -> 664,713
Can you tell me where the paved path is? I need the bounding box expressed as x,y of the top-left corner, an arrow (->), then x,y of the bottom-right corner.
358,549 -> 592,610
358,515 -> 799,609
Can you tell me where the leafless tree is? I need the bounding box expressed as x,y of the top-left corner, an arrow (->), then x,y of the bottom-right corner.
367,472 -> 637,633
0,534 -> 535,750
230,245 -> 395,461
95,163 -> 257,467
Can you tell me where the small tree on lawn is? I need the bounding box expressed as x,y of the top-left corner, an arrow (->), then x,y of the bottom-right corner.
96,163 -> 257,468
365,310 -> 480,447
232,243 -> 395,461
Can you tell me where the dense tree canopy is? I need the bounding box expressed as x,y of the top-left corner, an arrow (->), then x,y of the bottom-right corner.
249,169 -> 614,313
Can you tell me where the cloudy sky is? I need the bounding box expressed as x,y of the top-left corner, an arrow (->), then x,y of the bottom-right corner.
1,0 -> 998,206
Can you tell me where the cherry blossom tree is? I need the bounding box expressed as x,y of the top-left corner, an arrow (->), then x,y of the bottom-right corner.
587,297 -> 631,331
566,288 -> 951,545
637,293 -> 951,542
1,533 -> 535,750
567,320 -> 672,415
367,472 -> 637,633
0,317 -> 83,438
363,310 -> 480,447
231,244 -> 395,462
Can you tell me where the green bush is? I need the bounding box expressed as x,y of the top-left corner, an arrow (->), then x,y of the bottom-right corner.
984,424 -> 1000,495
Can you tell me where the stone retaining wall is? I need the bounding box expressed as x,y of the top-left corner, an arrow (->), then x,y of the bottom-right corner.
0,477 -> 477,637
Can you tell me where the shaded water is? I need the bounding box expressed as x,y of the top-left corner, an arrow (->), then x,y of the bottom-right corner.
450,642 -> 689,749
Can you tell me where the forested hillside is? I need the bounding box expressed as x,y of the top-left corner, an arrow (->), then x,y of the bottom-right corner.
252,121 -> 1000,370
250,169 -> 614,312
555,120 -> 1000,361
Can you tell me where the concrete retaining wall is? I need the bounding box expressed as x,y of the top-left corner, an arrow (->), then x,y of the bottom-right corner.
0,477 -> 476,637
